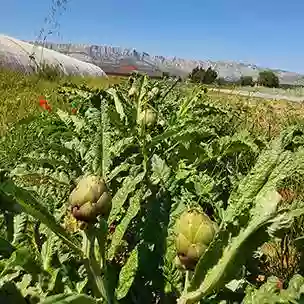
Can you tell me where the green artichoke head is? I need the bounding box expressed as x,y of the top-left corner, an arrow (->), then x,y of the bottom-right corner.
175,208 -> 217,270
69,175 -> 112,223
139,108 -> 157,127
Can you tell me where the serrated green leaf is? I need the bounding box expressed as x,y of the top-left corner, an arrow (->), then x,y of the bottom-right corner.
242,274 -> 304,304
47,268 -> 62,293
76,278 -> 88,294
108,189 -> 144,260
15,274 -> 32,295
108,172 -> 145,224
191,173 -> 215,197
223,136 -> 284,225
0,179 -> 82,256
147,128 -> 180,149
115,246 -> 139,300
222,130 -> 259,156
151,154 -> 171,186
106,88 -> 126,121
177,90 -> 200,118
42,293 -> 98,304
109,137 -> 134,157
41,229 -> 58,272
1,247 -> 42,277
107,162 -> 131,181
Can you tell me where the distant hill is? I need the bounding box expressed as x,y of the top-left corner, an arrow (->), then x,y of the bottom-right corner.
30,41 -> 304,85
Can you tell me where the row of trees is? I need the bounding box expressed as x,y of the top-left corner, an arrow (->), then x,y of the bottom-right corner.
188,66 -> 218,84
188,66 -> 280,88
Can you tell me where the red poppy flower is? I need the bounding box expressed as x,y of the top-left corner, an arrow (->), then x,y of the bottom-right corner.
39,99 -> 47,106
38,96 -> 52,112
71,108 -> 77,115
45,104 -> 52,112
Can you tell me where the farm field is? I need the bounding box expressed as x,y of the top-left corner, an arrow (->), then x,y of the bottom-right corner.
236,85 -> 304,98
210,87 -> 304,102
1,68 -> 304,136
2,68 -> 304,303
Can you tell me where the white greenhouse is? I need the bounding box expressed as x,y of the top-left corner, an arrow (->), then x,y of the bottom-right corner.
0,34 -> 107,77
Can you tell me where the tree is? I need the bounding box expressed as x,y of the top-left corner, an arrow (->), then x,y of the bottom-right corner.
258,70 -> 279,88
203,67 -> 218,84
240,75 -> 254,87
188,66 -> 203,83
189,66 -> 218,84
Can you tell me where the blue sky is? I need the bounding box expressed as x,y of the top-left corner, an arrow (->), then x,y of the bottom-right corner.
2,0 -> 304,72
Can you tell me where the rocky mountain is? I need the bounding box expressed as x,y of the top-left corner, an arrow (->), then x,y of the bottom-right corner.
30,41 -> 304,85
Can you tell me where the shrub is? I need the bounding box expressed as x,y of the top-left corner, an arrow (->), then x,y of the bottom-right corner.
189,66 -> 218,84
258,70 -> 280,88
240,75 -> 255,87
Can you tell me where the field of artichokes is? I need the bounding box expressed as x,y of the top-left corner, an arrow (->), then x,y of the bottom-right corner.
1,74 -> 304,303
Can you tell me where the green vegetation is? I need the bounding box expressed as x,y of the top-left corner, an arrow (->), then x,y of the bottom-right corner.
189,66 -> 218,84
189,66 -> 282,89
0,68 -> 121,135
240,75 -> 254,87
1,69 -> 304,304
258,70 -> 280,88
215,77 -> 230,86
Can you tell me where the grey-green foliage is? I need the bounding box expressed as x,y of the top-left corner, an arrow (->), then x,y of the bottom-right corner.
0,178 -> 87,302
0,75 -> 190,303
0,74 -> 298,304
176,126 -> 304,304
0,96 -> 113,302
42,293 -> 100,303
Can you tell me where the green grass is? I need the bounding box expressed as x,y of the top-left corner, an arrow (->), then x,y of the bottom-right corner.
0,68 -> 121,135
1,67 -> 304,138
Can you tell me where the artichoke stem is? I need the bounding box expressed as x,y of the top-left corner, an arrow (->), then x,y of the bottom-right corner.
82,228 -> 112,303
184,270 -> 191,293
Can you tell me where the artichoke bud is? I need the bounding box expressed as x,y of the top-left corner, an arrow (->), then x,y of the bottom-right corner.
139,108 -> 157,128
175,208 -> 217,270
69,175 -> 112,223
128,86 -> 137,97
148,87 -> 160,99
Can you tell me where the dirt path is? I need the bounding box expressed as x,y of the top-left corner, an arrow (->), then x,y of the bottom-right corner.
209,88 -> 304,103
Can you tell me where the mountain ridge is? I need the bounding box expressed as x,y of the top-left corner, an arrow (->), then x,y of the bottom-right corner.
30,40 -> 304,85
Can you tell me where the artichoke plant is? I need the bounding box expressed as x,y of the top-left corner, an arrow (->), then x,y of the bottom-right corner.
69,175 -> 112,223
175,208 -> 217,270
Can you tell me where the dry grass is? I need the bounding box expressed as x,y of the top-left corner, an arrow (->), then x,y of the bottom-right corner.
207,90 -> 304,137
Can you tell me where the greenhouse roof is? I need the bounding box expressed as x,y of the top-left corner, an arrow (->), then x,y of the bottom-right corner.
0,34 -> 107,77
